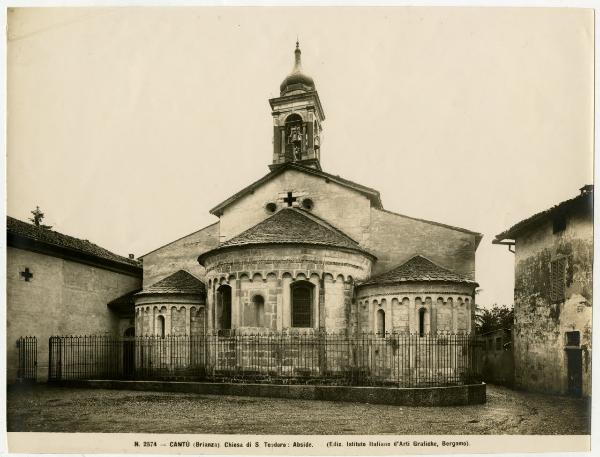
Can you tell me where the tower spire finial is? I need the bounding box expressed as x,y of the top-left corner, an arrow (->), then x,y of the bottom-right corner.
293,39 -> 302,70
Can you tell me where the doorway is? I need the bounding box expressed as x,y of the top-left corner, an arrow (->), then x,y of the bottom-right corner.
566,348 -> 583,397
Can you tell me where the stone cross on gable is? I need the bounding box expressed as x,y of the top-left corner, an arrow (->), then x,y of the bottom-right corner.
20,268 -> 33,282
283,192 -> 297,207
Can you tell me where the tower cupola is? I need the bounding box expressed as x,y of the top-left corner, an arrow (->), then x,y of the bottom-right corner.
279,41 -> 316,96
269,42 -> 325,171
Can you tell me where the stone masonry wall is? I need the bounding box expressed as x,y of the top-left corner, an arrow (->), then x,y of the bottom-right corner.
218,169 -> 372,244
203,245 -> 373,332
356,282 -> 475,334
513,210 -> 592,396
365,208 -> 479,279
141,222 -> 219,288
6,246 -> 141,383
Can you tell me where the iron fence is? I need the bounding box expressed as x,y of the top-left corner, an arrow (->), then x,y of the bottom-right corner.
16,336 -> 37,382
48,332 -> 482,387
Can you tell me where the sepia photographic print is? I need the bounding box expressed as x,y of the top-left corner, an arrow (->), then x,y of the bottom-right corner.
3,4 -> 594,455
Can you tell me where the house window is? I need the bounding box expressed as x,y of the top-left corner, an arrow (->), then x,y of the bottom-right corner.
565,331 -> 580,347
495,337 -> 502,351
291,282 -> 313,327
217,284 -> 232,331
550,257 -> 567,302
376,309 -> 385,336
157,315 -> 165,339
552,214 -> 567,234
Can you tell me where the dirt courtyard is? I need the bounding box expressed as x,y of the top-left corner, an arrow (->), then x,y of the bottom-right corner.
6,383 -> 590,435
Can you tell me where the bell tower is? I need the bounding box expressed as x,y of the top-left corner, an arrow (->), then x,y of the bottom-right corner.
269,42 -> 325,170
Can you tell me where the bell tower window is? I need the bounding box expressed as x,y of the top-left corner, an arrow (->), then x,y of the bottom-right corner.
285,114 -> 304,161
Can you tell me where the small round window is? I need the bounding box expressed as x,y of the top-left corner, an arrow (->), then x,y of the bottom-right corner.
302,198 -> 314,210
265,202 -> 277,213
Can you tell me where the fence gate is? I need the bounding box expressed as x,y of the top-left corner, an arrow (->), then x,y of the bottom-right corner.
16,336 -> 37,382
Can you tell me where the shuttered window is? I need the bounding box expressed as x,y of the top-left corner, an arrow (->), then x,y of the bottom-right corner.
550,257 -> 567,302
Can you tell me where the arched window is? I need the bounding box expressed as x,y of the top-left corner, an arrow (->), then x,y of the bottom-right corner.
157,315 -> 166,339
217,284 -> 232,331
291,281 -> 313,328
285,114 -> 304,160
376,309 -> 385,336
253,295 -> 265,327
418,308 -> 427,337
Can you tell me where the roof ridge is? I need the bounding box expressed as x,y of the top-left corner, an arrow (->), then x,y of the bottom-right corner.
375,208 -> 483,238
7,215 -> 139,267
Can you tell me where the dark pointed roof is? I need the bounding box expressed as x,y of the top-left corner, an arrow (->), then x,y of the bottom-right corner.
198,208 -> 375,264
7,216 -> 141,275
359,255 -> 477,287
280,41 -> 315,96
136,270 -> 205,296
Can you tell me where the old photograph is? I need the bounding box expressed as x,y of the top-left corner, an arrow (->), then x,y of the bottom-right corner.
3,5 -> 593,454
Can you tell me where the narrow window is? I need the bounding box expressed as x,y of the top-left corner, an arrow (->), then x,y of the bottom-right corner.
157,315 -> 165,339
253,295 -> 265,327
291,282 -> 313,327
550,257 -> 567,303
217,284 -> 232,331
376,309 -> 385,336
418,308 -> 427,337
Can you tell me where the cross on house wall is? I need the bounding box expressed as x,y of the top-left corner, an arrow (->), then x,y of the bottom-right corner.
283,192 -> 297,207
20,268 -> 33,282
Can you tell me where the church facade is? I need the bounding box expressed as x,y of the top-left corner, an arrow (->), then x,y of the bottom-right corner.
135,43 -> 482,339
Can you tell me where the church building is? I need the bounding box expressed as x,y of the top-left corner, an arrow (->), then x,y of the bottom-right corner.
136,43 -> 482,338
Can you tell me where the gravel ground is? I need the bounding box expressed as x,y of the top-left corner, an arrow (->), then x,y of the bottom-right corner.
6,384 -> 590,435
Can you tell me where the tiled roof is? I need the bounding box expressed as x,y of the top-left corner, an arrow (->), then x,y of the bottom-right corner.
7,216 -> 141,269
136,270 -> 206,296
494,186 -> 593,242
199,208 -> 374,263
359,255 -> 477,286
210,162 -> 383,215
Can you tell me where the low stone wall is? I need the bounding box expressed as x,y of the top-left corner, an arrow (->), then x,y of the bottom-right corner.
53,379 -> 486,407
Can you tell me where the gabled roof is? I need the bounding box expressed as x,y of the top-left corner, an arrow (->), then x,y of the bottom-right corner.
210,162 -> 383,216
136,270 -> 206,296
359,255 -> 477,287
493,185 -> 593,242
198,207 -> 375,264
7,216 -> 141,275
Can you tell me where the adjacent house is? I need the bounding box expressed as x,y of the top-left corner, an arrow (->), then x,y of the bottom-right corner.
493,185 -> 593,397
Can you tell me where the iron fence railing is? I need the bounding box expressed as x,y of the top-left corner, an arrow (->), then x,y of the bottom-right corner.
47,332 -> 482,387
16,336 -> 37,382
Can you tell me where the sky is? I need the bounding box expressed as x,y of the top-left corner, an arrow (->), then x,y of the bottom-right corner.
6,7 -> 594,307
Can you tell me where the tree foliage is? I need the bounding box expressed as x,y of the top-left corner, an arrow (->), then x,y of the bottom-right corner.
475,304 -> 514,335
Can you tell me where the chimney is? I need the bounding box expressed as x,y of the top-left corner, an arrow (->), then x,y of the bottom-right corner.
580,184 -> 593,195
128,254 -> 135,259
